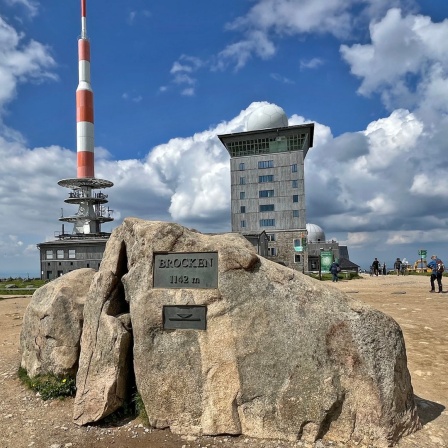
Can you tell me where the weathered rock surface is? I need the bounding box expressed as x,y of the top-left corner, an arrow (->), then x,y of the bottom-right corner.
73,247 -> 133,425
20,268 -> 95,377
73,218 -> 420,446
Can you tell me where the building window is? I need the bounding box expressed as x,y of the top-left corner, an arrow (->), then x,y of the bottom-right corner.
70,262 -> 73,266
69,249 -> 76,259
268,247 -> 277,256
259,175 -> 274,183
239,162 -> 245,170
226,135 -> 307,158
267,233 -> 276,241
292,180 -> 298,188
259,190 -> 274,198
291,164 -> 298,173
46,250 -> 54,260
260,219 -> 275,227
293,210 -> 299,217
260,204 -> 274,212
258,160 -> 274,169
239,177 -> 246,185
240,205 -> 246,213
241,220 -> 246,228
46,271 -> 52,279
47,262 -> 51,266
293,195 -> 299,203
57,249 -> 64,259
86,263 -> 90,268
294,254 -> 301,263
240,191 -> 245,200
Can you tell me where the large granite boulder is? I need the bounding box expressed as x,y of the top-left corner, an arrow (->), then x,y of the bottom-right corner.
20,268 -> 96,377
73,218 -> 420,446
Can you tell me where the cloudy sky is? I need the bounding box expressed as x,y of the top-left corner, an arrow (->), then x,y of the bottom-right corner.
1,0 -> 448,276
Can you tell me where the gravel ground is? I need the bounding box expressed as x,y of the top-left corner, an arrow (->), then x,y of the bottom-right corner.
1,273 -> 447,448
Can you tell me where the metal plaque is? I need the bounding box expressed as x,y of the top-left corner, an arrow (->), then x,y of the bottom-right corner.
163,305 -> 207,330
153,252 -> 218,289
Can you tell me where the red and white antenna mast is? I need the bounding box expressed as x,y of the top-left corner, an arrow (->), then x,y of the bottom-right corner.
57,0 -> 114,236
77,0 -> 94,178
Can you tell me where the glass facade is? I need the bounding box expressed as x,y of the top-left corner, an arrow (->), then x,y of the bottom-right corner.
227,134 -> 307,158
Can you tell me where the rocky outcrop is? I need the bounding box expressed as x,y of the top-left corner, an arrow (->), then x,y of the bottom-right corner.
73,265 -> 133,424
72,218 -> 420,446
20,268 -> 95,377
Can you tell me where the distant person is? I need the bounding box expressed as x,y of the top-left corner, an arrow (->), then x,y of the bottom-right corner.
394,258 -> 402,276
382,263 -> 387,275
330,261 -> 340,282
401,262 -> 407,275
372,258 -> 380,276
427,255 -> 444,293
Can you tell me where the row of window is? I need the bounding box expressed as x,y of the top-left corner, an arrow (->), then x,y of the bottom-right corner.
240,193 -> 300,202
227,134 -> 308,157
267,250 -> 302,263
241,213 -> 300,227
240,219 -> 275,228
259,190 -> 274,198
239,181 -> 299,198
238,165 -> 298,183
260,219 -> 275,226
264,234 -> 305,248
259,175 -> 274,183
240,205 -> 299,215
46,249 -> 76,260
241,175 -> 275,184
239,160 -> 276,170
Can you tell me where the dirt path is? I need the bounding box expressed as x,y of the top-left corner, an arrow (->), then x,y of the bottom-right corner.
1,274 -> 447,448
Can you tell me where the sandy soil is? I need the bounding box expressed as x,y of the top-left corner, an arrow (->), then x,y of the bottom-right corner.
1,273 -> 447,448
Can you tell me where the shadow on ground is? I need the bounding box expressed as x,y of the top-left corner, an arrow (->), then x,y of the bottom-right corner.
414,395 -> 445,425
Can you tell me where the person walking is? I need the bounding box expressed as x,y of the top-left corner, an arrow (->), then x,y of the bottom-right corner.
394,258 -> 402,276
330,260 -> 340,282
427,255 -> 444,293
372,258 -> 380,276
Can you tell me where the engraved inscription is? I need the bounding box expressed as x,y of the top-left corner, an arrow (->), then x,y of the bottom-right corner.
154,252 -> 218,289
163,305 -> 207,330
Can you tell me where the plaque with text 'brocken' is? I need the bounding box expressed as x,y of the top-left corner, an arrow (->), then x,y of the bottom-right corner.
153,252 -> 218,289
163,305 -> 207,330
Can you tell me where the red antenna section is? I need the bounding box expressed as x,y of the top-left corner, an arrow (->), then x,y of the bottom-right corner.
57,0 -> 113,237
77,0 -> 93,178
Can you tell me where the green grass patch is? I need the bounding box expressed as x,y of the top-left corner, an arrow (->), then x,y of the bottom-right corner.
101,391 -> 148,426
0,289 -> 35,295
0,278 -> 47,295
307,272 -> 361,281
133,392 -> 149,425
18,367 -> 76,400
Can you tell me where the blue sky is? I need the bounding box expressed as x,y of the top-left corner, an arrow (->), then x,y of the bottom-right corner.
1,0 -> 448,276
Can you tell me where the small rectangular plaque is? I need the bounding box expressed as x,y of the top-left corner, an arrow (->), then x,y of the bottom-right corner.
163,305 -> 207,330
153,252 -> 218,289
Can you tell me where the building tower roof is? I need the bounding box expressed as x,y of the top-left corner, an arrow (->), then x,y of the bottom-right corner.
246,104 -> 289,131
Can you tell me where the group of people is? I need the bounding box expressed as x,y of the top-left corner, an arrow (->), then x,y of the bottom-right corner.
370,258 -> 387,276
393,258 -> 407,275
371,255 -> 444,293
370,257 -> 409,276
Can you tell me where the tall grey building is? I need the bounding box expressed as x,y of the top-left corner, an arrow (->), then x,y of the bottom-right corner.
218,104 -> 314,271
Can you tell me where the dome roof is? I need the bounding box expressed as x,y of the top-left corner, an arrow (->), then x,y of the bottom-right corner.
306,223 -> 326,242
246,104 -> 288,131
